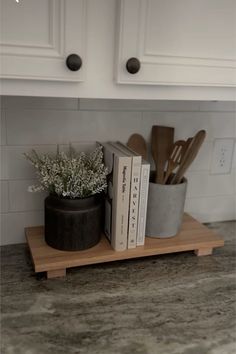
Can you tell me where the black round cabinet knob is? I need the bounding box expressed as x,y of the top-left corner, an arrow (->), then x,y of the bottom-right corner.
66,54 -> 82,71
126,57 -> 141,74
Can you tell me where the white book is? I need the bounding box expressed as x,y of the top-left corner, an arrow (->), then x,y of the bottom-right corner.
116,144 -> 150,246
113,142 -> 141,249
137,160 -> 150,246
102,142 -> 131,251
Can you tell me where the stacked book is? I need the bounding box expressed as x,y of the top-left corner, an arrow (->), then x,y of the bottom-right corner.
102,142 -> 150,251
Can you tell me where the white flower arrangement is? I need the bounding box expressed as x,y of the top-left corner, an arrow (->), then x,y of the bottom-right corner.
24,145 -> 108,199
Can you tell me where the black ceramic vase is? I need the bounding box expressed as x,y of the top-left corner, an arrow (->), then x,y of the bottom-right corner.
44,194 -> 103,251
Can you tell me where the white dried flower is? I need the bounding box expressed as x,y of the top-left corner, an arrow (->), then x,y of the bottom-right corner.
24,145 -> 108,199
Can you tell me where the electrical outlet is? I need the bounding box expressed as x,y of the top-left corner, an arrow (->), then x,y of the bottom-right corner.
211,138 -> 235,174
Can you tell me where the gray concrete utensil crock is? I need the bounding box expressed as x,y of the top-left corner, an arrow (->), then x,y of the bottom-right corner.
145,173 -> 187,238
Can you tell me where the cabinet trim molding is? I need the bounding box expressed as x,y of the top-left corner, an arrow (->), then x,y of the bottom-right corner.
116,0 -> 236,87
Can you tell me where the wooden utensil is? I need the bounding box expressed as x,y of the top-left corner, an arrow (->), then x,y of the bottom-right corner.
163,140 -> 186,184
151,125 -> 174,184
180,137 -> 193,159
127,133 -> 147,160
167,137 -> 193,184
171,130 -> 206,184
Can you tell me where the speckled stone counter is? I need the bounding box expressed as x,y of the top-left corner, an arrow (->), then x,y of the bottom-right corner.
1,221 -> 236,354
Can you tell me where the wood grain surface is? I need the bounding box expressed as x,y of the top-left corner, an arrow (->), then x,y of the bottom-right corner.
25,214 -> 224,278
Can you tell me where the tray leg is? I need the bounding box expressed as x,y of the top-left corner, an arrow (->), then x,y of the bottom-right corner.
194,248 -> 213,256
47,269 -> 66,279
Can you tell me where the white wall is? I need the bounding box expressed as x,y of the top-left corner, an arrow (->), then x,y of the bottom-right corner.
0,96 -> 235,245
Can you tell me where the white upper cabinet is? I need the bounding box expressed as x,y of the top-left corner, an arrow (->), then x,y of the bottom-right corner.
0,0 -> 87,81
1,0 -> 236,99
116,0 -> 236,87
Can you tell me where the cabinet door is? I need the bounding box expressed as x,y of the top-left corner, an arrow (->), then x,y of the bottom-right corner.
116,0 -> 236,87
0,0 -> 86,81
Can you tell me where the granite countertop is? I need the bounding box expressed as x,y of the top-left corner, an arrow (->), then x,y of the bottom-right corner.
1,220 -> 236,354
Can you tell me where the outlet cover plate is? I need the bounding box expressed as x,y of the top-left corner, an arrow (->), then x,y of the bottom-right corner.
211,138 -> 235,175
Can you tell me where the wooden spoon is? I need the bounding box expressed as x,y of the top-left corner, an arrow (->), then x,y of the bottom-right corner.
127,133 -> 147,160
151,126 -> 174,184
163,140 -> 186,184
171,130 -> 206,184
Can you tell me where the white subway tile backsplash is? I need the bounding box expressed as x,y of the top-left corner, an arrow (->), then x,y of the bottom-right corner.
1,143 -> 104,181
6,110 -> 142,145
59,141 -> 98,154
232,144 -> 236,169
0,97 -> 235,245
0,146 -> 8,180
1,211 -> 44,245
9,180 -> 47,212
86,111 -> 142,142
185,195 -> 236,223
186,170 -> 236,198
0,97 -> 4,109
80,99 -> 200,112
209,113 -> 236,139
141,112 -> 236,142
1,110 -> 6,145
6,109 -> 79,145
0,145 -> 57,180
188,142 -> 212,172
199,101 -> 236,112
2,96 -> 78,111
141,112 -> 211,142
0,181 -> 9,213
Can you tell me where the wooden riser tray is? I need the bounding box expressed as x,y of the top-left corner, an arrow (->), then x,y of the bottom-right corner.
25,214 -> 224,279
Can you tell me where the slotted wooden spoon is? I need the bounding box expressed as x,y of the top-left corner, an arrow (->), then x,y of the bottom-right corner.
171,130 -> 206,184
127,133 -> 147,160
163,140 -> 186,184
151,125 -> 174,184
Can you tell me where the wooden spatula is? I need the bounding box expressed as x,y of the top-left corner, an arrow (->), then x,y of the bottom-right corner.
171,130 -> 206,184
151,126 -> 174,184
127,133 -> 147,160
163,140 -> 186,184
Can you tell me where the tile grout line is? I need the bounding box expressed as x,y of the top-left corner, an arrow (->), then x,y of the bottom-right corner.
1,193 -> 235,215
6,180 -> 10,214
3,106 -> 236,114
2,166 -> 236,182
0,140 -> 219,147
2,109 -> 7,146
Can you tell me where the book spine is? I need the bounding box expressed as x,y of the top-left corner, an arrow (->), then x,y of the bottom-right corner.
112,142 -> 141,249
111,154 -> 131,251
104,190 -> 112,242
103,144 -> 114,243
137,164 -> 150,246
127,156 -> 141,249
